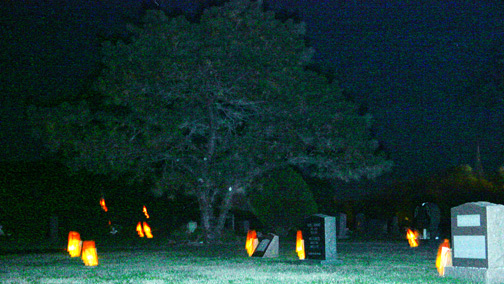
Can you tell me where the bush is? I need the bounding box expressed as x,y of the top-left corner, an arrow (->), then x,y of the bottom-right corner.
249,167 -> 317,236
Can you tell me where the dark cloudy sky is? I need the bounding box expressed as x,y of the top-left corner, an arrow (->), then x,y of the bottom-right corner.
1,0 -> 503,181
268,0 -> 504,179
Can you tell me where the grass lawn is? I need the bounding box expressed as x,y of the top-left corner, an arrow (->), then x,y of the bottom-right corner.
0,238 -> 472,283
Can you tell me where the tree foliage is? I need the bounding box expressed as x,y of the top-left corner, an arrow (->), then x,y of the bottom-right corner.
28,0 -> 392,242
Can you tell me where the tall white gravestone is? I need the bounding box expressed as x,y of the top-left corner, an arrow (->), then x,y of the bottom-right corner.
444,202 -> 504,284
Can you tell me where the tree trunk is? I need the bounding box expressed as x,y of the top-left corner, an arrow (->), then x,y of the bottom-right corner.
199,194 -> 216,243
215,186 -> 235,235
198,185 -> 235,244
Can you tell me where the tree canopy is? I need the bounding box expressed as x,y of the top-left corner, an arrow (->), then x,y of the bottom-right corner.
29,0 -> 392,242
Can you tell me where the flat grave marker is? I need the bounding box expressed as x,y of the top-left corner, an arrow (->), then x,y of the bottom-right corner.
251,233 -> 279,258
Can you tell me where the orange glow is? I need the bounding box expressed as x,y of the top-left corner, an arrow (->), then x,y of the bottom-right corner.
143,205 -> 150,219
81,240 -> 98,266
143,222 -> 153,238
67,231 -> 82,257
100,198 -> 108,212
296,230 -> 305,260
136,222 -> 145,238
245,230 -> 258,257
436,239 -> 452,276
406,228 -> 420,247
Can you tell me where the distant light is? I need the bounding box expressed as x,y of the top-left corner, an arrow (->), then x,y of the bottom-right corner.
143,205 -> 150,219
99,198 -> 108,212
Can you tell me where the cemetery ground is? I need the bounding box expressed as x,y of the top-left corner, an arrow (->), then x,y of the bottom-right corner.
0,238 -> 472,283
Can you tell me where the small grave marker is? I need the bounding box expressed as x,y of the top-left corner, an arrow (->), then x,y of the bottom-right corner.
302,214 -> 341,264
444,201 -> 504,284
251,233 -> 279,258
390,216 -> 400,237
355,213 -> 366,235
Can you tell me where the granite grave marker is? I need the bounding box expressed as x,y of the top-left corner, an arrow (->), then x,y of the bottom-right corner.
444,201 -> 504,284
302,214 -> 341,264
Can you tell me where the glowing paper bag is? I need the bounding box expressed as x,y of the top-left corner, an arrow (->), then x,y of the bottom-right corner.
81,240 -> 98,266
296,230 -> 305,260
245,230 -> 259,257
67,231 -> 82,257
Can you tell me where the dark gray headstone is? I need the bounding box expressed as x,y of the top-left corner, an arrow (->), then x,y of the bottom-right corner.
49,215 -> 59,243
251,233 -> 279,258
302,214 -> 341,264
390,216 -> 400,237
444,202 -> 504,283
367,219 -> 388,237
336,213 -> 348,239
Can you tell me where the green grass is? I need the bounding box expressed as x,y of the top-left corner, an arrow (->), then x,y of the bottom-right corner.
0,239 -> 473,283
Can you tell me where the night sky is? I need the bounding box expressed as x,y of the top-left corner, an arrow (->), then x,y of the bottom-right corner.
1,0 -> 503,183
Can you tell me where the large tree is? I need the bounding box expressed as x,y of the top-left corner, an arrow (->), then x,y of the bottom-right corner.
29,0 -> 392,242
